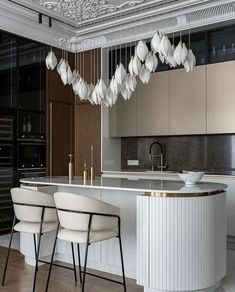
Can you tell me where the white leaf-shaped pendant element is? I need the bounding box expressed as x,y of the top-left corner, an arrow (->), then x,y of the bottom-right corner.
46,50 -> 57,70
98,78 -> 107,99
132,55 -> 141,76
181,43 -> 189,65
67,64 -> 73,85
110,76 -> 120,95
160,35 -> 171,57
121,87 -> 132,100
151,32 -> 161,54
139,65 -> 151,84
145,51 -> 158,72
78,80 -> 88,100
136,40 -> 149,62
128,75 -> 137,92
173,41 -> 183,66
128,57 -> 135,76
114,63 -> 127,85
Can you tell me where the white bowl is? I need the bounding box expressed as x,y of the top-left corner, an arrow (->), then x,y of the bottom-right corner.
178,171 -> 204,185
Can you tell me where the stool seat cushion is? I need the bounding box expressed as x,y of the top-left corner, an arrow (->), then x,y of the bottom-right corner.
57,228 -> 118,244
54,192 -> 120,231
14,221 -> 58,234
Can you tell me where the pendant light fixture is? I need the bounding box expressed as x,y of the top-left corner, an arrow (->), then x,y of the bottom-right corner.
45,0 -> 197,107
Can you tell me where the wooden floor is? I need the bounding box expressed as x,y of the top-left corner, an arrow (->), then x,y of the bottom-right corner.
0,247 -> 143,292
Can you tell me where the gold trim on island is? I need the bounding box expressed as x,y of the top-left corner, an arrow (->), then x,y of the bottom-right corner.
144,190 -> 225,198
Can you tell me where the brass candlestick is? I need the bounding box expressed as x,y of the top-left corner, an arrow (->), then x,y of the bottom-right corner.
68,154 -> 74,182
83,163 -> 88,183
90,145 -> 95,180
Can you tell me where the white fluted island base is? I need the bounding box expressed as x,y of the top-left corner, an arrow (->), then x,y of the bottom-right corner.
137,192 -> 226,292
20,177 -> 227,292
144,281 -> 222,292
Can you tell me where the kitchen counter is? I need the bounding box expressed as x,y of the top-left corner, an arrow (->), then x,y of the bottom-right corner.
102,169 -> 235,177
20,176 -> 227,195
20,176 -> 227,292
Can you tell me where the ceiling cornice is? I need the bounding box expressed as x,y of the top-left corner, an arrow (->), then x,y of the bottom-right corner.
0,0 -> 73,50
1,0 -> 235,52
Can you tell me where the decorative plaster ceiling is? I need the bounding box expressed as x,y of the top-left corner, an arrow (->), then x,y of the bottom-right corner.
37,0 -> 145,22
2,0 -> 235,52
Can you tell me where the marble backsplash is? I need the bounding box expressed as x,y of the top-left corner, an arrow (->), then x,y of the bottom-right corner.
121,135 -> 235,173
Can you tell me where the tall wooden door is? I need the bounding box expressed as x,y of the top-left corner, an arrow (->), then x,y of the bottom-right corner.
74,103 -> 101,176
46,47 -> 74,176
48,101 -> 73,176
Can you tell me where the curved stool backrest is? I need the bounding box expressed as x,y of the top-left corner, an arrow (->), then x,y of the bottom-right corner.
11,188 -> 57,223
54,192 -> 120,231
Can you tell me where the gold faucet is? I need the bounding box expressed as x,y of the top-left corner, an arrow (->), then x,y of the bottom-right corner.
149,142 -> 167,171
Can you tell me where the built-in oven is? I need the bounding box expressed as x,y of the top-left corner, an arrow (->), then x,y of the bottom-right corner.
17,141 -> 46,169
17,167 -> 46,181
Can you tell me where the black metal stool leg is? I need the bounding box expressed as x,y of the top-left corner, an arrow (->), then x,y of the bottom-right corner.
71,242 -> 77,284
118,216 -> 127,292
119,235 -> 127,292
2,215 -> 16,286
32,208 -> 45,292
82,242 -> 90,292
33,234 -> 38,272
77,243 -> 82,285
45,223 -> 60,292
32,232 -> 42,292
82,214 -> 92,292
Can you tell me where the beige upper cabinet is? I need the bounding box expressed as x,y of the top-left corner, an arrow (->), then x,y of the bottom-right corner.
108,61 -> 235,137
169,66 -> 207,135
109,91 -> 137,137
207,61 -> 235,134
136,71 -> 170,136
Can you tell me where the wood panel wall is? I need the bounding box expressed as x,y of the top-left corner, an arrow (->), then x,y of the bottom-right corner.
46,47 -> 74,176
75,104 -> 101,176
74,48 -> 101,176
48,102 -> 73,176
47,47 -> 101,177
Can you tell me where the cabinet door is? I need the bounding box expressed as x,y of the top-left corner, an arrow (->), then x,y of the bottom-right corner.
136,71 -> 170,136
207,61 -> 235,133
0,32 -> 17,108
170,66 -> 206,135
75,103 -> 101,176
109,91 -> 137,137
18,39 -> 46,111
48,102 -> 73,176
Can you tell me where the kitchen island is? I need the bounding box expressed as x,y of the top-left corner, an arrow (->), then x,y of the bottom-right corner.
20,176 -> 227,292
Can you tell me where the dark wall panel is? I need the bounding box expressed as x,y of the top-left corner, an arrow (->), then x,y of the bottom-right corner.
121,135 -> 235,174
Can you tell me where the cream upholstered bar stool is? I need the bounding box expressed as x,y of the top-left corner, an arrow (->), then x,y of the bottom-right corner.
1,188 -> 78,292
45,192 -> 127,292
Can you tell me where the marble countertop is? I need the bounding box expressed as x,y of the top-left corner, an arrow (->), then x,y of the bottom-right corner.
102,170 -> 235,177
20,176 -> 227,194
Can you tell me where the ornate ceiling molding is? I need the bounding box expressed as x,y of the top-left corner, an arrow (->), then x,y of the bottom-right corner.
2,0 -> 235,52
37,0 -> 145,22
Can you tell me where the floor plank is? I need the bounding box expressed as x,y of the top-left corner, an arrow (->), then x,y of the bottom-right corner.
0,247 -> 143,292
